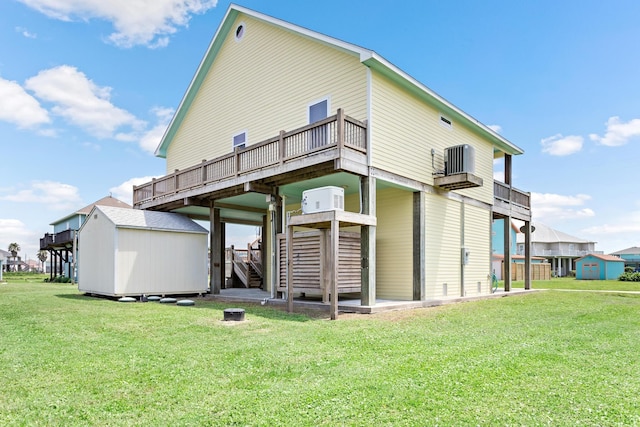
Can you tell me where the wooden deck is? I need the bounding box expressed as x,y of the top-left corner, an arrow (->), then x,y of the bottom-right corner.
133,109 -> 367,211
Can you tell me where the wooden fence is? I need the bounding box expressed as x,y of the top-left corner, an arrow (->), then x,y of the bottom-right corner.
277,230 -> 361,300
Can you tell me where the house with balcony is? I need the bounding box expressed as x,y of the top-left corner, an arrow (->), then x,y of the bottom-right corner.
610,247 -> 640,271
132,4 -> 532,315
40,195 -> 131,280
516,222 -> 598,277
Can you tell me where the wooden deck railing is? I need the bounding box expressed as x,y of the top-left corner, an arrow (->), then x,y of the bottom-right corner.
494,180 -> 531,208
134,109 -> 367,205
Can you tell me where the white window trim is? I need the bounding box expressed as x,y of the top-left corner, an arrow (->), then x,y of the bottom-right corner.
232,130 -> 248,149
307,96 -> 331,123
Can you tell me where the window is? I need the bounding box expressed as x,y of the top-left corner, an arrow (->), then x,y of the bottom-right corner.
233,131 -> 246,149
308,98 -> 329,149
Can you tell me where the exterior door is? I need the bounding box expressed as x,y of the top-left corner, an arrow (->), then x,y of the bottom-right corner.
308,99 -> 328,149
582,263 -> 599,280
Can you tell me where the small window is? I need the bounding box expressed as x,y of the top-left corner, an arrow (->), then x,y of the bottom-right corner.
233,131 -> 246,149
440,114 -> 452,130
235,23 -> 245,41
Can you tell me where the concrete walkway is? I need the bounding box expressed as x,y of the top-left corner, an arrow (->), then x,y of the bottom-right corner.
207,287 -> 538,315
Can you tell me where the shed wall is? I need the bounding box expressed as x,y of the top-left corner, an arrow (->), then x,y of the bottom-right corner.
78,211 -> 116,295
115,228 -> 208,295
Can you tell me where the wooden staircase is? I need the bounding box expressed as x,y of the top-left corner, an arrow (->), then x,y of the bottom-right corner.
230,239 -> 263,288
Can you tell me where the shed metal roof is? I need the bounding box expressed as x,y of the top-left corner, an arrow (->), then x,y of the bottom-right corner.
90,206 -> 208,234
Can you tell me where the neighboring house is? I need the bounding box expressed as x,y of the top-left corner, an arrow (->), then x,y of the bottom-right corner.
516,222 -> 598,277
576,254 -> 625,280
609,247 -> 640,271
78,206 -> 208,297
0,249 -> 7,280
132,5 -> 532,311
492,219 -> 520,256
40,195 -> 132,280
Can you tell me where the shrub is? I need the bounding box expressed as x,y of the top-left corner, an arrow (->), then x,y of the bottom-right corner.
619,272 -> 640,282
625,266 -> 635,273
568,270 -> 576,278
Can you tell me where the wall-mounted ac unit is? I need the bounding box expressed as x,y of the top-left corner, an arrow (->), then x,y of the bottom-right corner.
302,186 -> 344,214
444,144 -> 475,176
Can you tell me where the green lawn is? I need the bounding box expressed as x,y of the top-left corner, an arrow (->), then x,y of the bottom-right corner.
509,277 -> 640,292
1,280 -> 639,426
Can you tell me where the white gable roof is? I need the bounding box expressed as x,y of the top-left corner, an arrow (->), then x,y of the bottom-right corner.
89,206 -> 207,234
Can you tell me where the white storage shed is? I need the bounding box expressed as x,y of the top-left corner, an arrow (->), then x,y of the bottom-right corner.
78,205 -> 208,297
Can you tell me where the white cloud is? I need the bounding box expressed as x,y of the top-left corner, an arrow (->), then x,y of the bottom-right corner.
0,219 -> 41,259
531,192 -> 595,221
540,134 -> 583,156
18,0 -> 218,48
487,124 -> 502,134
15,26 -> 37,38
0,77 -> 50,128
589,116 -> 640,147
109,176 -> 161,205
0,181 -> 82,211
139,107 -> 174,153
25,65 -> 144,138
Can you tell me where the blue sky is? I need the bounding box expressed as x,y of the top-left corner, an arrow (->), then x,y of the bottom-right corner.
1,0 -> 639,261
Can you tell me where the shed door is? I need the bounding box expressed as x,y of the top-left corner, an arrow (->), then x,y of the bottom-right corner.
582,263 -> 599,280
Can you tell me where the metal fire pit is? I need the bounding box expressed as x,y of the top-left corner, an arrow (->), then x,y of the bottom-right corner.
223,308 -> 245,321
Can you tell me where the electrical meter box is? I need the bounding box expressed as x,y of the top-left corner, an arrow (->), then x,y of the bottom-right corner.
302,186 -> 344,214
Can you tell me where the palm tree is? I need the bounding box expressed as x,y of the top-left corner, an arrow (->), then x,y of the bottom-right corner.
37,250 -> 48,273
7,242 -> 20,271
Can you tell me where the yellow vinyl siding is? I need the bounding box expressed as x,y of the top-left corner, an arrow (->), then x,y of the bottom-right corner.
167,14 -> 367,172
462,204 -> 491,296
370,70 -> 494,205
425,195 -> 461,299
375,187 -> 413,300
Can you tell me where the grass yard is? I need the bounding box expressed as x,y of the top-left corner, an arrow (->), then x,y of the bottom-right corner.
1,280 -> 639,426
509,277 -> 640,292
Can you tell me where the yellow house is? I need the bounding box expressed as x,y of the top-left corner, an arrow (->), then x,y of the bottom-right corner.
133,4 -> 532,315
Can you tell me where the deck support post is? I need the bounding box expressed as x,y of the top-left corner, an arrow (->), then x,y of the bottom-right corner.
210,201 -> 223,294
286,220 -> 294,313
330,218 -> 339,320
524,220 -> 532,290
503,216 -> 512,292
360,175 -> 376,307
413,191 -> 426,301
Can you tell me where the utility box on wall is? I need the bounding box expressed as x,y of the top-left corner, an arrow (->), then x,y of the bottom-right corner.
302,186 -> 344,214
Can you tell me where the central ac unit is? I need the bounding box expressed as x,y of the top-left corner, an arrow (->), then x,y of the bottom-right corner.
444,144 -> 475,176
302,186 -> 344,214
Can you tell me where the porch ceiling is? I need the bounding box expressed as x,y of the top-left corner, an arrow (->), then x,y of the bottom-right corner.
171,172 -> 363,224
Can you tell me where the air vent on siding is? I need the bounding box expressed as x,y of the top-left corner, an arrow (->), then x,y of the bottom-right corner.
440,115 -> 452,129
